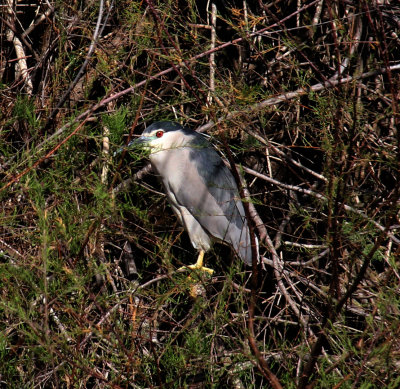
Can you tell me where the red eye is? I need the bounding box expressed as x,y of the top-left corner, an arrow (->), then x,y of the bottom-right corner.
156,130 -> 164,138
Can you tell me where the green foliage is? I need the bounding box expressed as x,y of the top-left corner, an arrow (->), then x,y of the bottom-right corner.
12,95 -> 39,132
1,0 -> 400,387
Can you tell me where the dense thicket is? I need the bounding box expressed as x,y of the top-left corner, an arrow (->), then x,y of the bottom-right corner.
1,1 -> 400,387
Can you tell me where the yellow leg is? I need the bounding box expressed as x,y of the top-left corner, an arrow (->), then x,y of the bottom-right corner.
178,250 -> 214,274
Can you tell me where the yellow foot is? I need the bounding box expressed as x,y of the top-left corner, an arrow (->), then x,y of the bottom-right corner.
181,263 -> 214,275
177,250 -> 214,275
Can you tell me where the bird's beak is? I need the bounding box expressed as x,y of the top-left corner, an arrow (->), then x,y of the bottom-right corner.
114,136 -> 148,156
127,136 -> 148,148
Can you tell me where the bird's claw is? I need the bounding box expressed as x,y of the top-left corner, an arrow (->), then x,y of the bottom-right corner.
178,264 -> 214,275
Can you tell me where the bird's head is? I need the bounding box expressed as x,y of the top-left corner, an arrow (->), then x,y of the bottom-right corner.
127,121 -> 204,154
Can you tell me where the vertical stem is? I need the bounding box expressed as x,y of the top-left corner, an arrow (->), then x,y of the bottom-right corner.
5,0 -> 33,95
208,3 -> 217,106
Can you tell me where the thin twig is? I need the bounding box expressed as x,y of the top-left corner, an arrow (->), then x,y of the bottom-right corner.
43,0 -> 110,130
242,166 -> 400,245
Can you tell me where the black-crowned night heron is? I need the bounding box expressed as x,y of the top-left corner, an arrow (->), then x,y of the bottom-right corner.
128,121 -> 258,273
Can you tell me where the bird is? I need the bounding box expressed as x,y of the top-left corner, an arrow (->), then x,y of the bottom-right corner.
127,121 -> 258,274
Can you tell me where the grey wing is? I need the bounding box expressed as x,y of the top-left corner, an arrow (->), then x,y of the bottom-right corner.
173,145 -> 253,264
